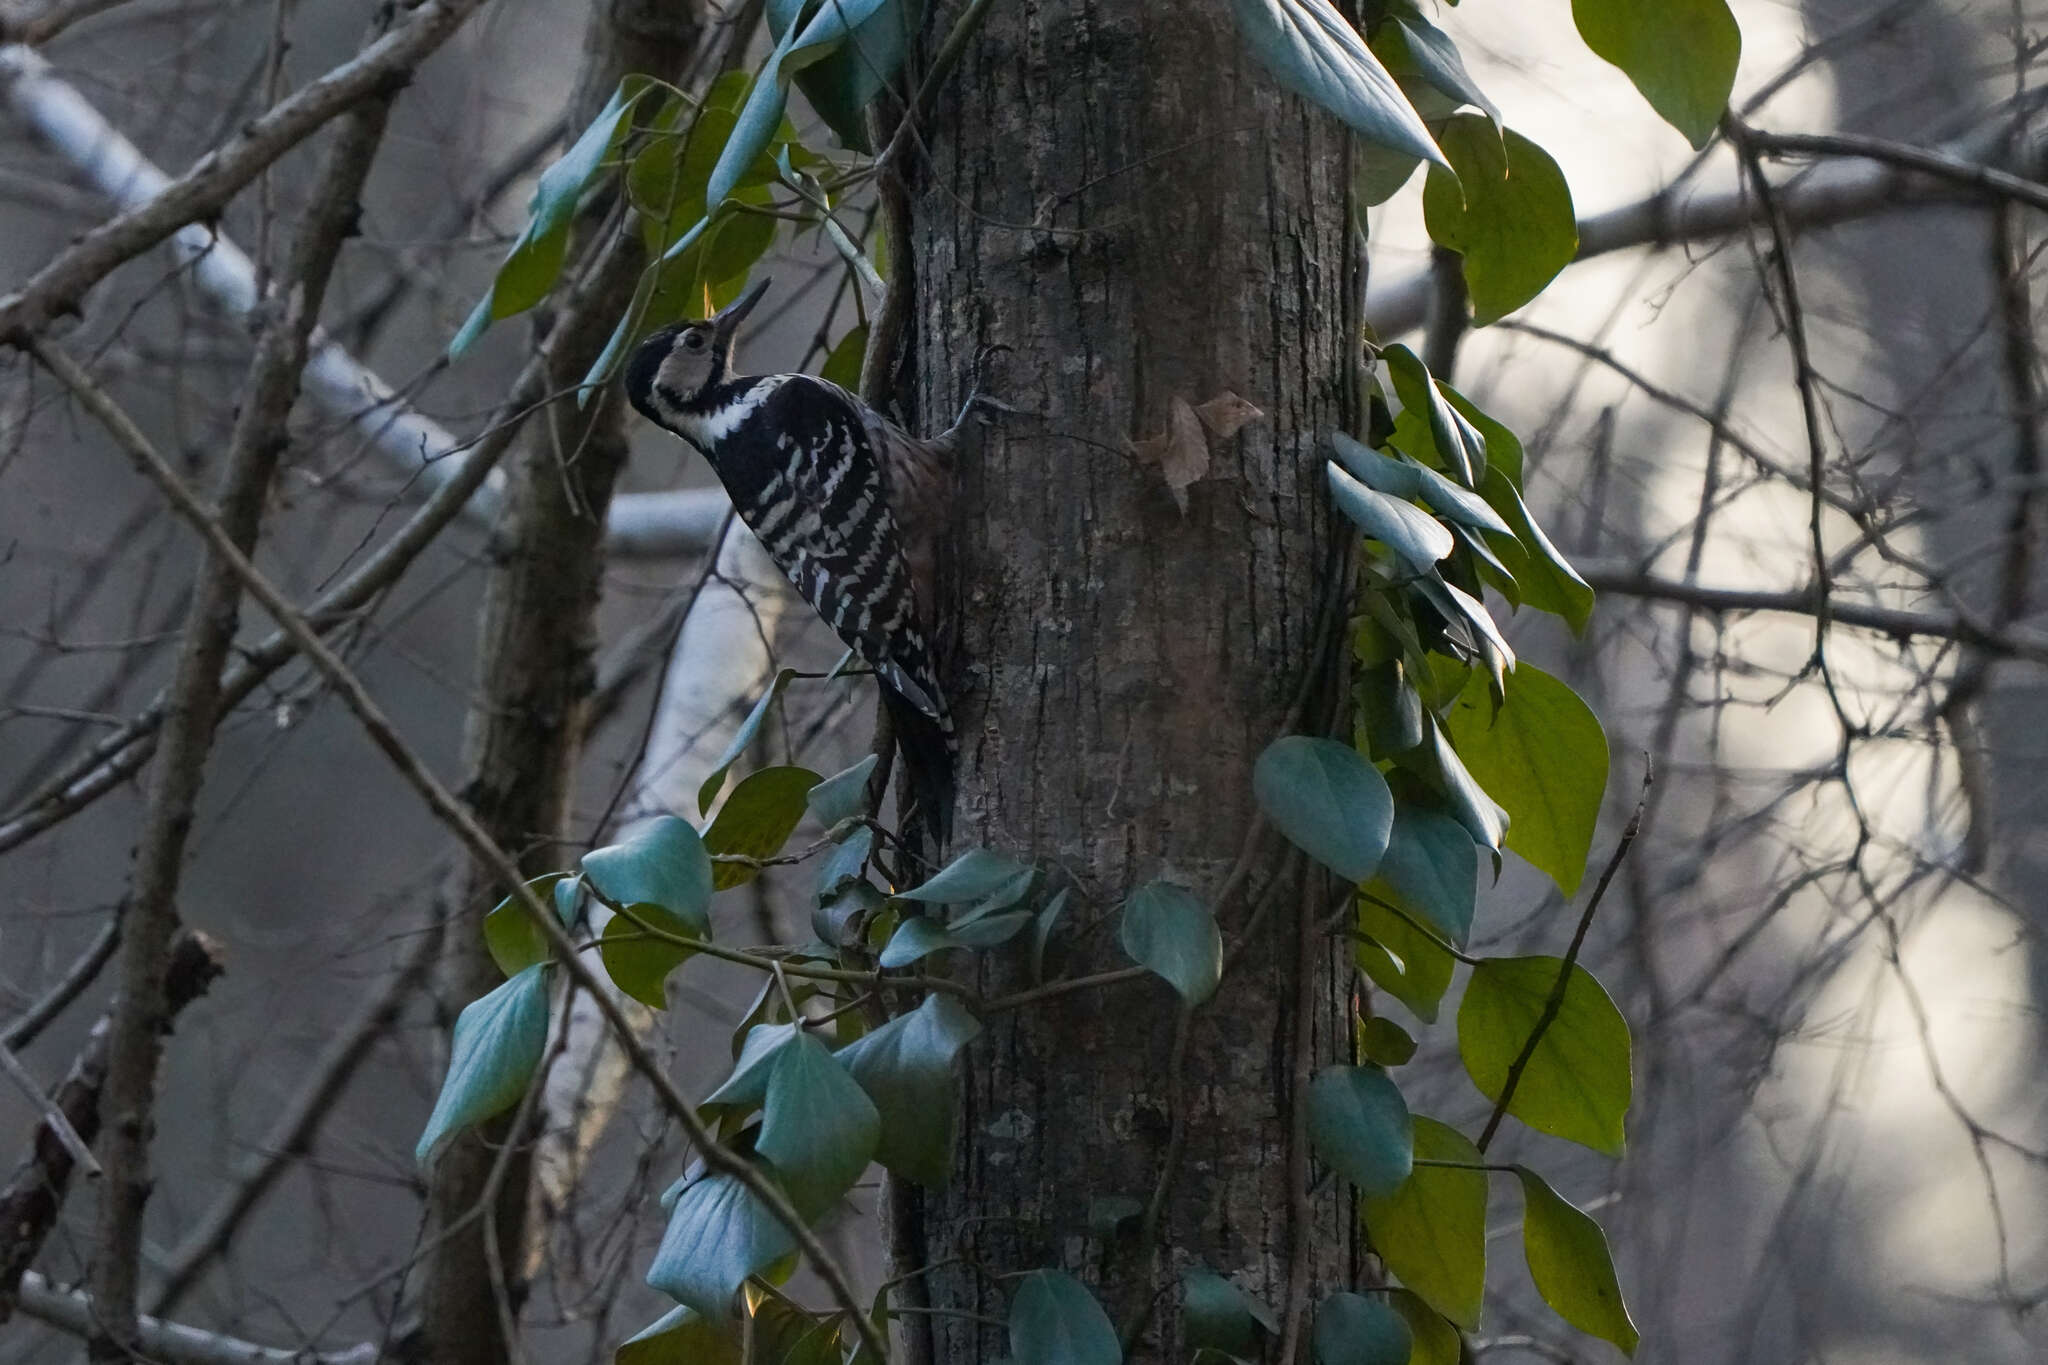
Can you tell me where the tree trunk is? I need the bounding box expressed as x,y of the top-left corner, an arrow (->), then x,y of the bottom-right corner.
905,2 -> 1356,1358
419,6 -> 703,1361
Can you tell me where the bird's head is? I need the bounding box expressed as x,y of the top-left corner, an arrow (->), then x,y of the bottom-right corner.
623,276 -> 771,425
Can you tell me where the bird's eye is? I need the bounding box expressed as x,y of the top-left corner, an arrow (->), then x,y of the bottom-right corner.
682,331 -> 707,352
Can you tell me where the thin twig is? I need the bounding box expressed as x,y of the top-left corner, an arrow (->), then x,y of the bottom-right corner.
0,1039 -> 98,1175
1476,765 -> 1653,1153
0,912 -> 119,1051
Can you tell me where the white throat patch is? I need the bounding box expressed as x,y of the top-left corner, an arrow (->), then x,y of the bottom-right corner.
665,377 -> 786,448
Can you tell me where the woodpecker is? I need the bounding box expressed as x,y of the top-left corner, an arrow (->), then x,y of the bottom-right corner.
623,278 -> 995,847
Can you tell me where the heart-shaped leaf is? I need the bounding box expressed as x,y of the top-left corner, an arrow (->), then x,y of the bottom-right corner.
1516,1165 -> 1640,1354
1313,1292 -> 1412,1365
1255,737 -> 1395,883
1118,882 -> 1223,1006
704,765 -> 821,890
415,965 -> 550,1165
836,993 -> 982,1186
1009,1269 -> 1121,1365
757,1032 -> 880,1218
1307,1065 -> 1414,1198
1459,955 -> 1631,1155
583,816 -> 713,938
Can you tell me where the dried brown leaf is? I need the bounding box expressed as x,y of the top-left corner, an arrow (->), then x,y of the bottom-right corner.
1129,396 -> 1209,514
1194,391 -> 1263,440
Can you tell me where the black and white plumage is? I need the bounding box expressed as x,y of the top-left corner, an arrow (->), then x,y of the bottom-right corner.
622,278 -> 971,845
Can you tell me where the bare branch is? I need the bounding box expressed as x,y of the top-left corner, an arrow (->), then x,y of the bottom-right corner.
1745,126 -> 2048,215
15,1272 -> 375,1365
0,0 -> 486,337
148,919 -> 442,1316
0,38 -> 729,555
1576,558 -> 2048,665
0,932 -> 221,1323
1367,107 -> 2048,335
1,913 -> 118,1051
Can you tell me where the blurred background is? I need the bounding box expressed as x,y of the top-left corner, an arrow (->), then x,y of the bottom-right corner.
4,1 -> 2046,1361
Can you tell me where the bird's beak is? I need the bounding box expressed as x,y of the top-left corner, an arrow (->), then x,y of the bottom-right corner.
711,276 -> 771,346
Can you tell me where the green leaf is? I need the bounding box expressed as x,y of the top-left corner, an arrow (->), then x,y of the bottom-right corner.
1228,0 -> 1446,167
1355,888 -> 1455,1022
1009,1269 -> 1121,1365
710,0 -> 894,209
415,965 -> 550,1165
1418,718 -> 1508,855
1328,463 -> 1454,572
702,1022 -> 802,1110
901,848 -> 1033,904
1459,956 -> 1631,1155
1378,805 -> 1478,946
483,872 -> 572,977
600,902 -> 702,1009
584,815 -> 714,937
1182,1269 -> 1278,1358
836,993 -> 982,1186
700,207 -> 779,300
816,824 -> 874,901
1411,573 -> 1515,682
790,0 -> 919,152
700,668 -> 798,814
820,323 -> 869,390
1423,117 -> 1578,324
1516,1166 -> 1640,1354
877,911 -> 1031,968
704,766 -> 822,891
951,865 -> 1038,925
1307,1065 -> 1413,1198
1118,882 -> 1223,1006
1356,659 -> 1427,759
1255,736 -> 1395,884
1387,1289 -> 1463,1365
647,1170 -> 796,1318
1478,465 -> 1593,634
1358,1015 -> 1418,1067
615,1305 -> 742,1365
1332,432 -> 1426,499
808,754 -> 877,828
1335,434 -> 1510,538
1032,887 -> 1071,981
1385,14 -> 1497,122
1312,1292 -> 1412,1365
1442,386 -> 1522,484
1442,663 -> 1607,892
1573,0 -> 1740,148
450,80 -> 651,357
757,1032 -> 880,1218
750,1294 -> 845,1365
1383,345 -> 1485,484
1360,1116 -> 1487,1330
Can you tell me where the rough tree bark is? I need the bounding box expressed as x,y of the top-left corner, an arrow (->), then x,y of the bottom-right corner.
904,1 -> 1355,1359
418,4 -> 704,1360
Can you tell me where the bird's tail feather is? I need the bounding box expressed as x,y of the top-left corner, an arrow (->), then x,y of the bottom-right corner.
882,685 -> 954,854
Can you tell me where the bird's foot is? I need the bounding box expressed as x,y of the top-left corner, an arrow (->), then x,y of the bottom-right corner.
955,343 -> 1041,425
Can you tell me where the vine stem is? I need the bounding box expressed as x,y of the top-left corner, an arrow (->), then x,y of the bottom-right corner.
1476,762 -> 1653,1154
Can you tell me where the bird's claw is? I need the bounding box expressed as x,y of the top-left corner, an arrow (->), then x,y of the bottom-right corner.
957,343 -> 1034,426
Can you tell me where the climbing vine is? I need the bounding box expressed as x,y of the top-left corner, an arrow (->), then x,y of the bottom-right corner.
428,0 -> 1743,1360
